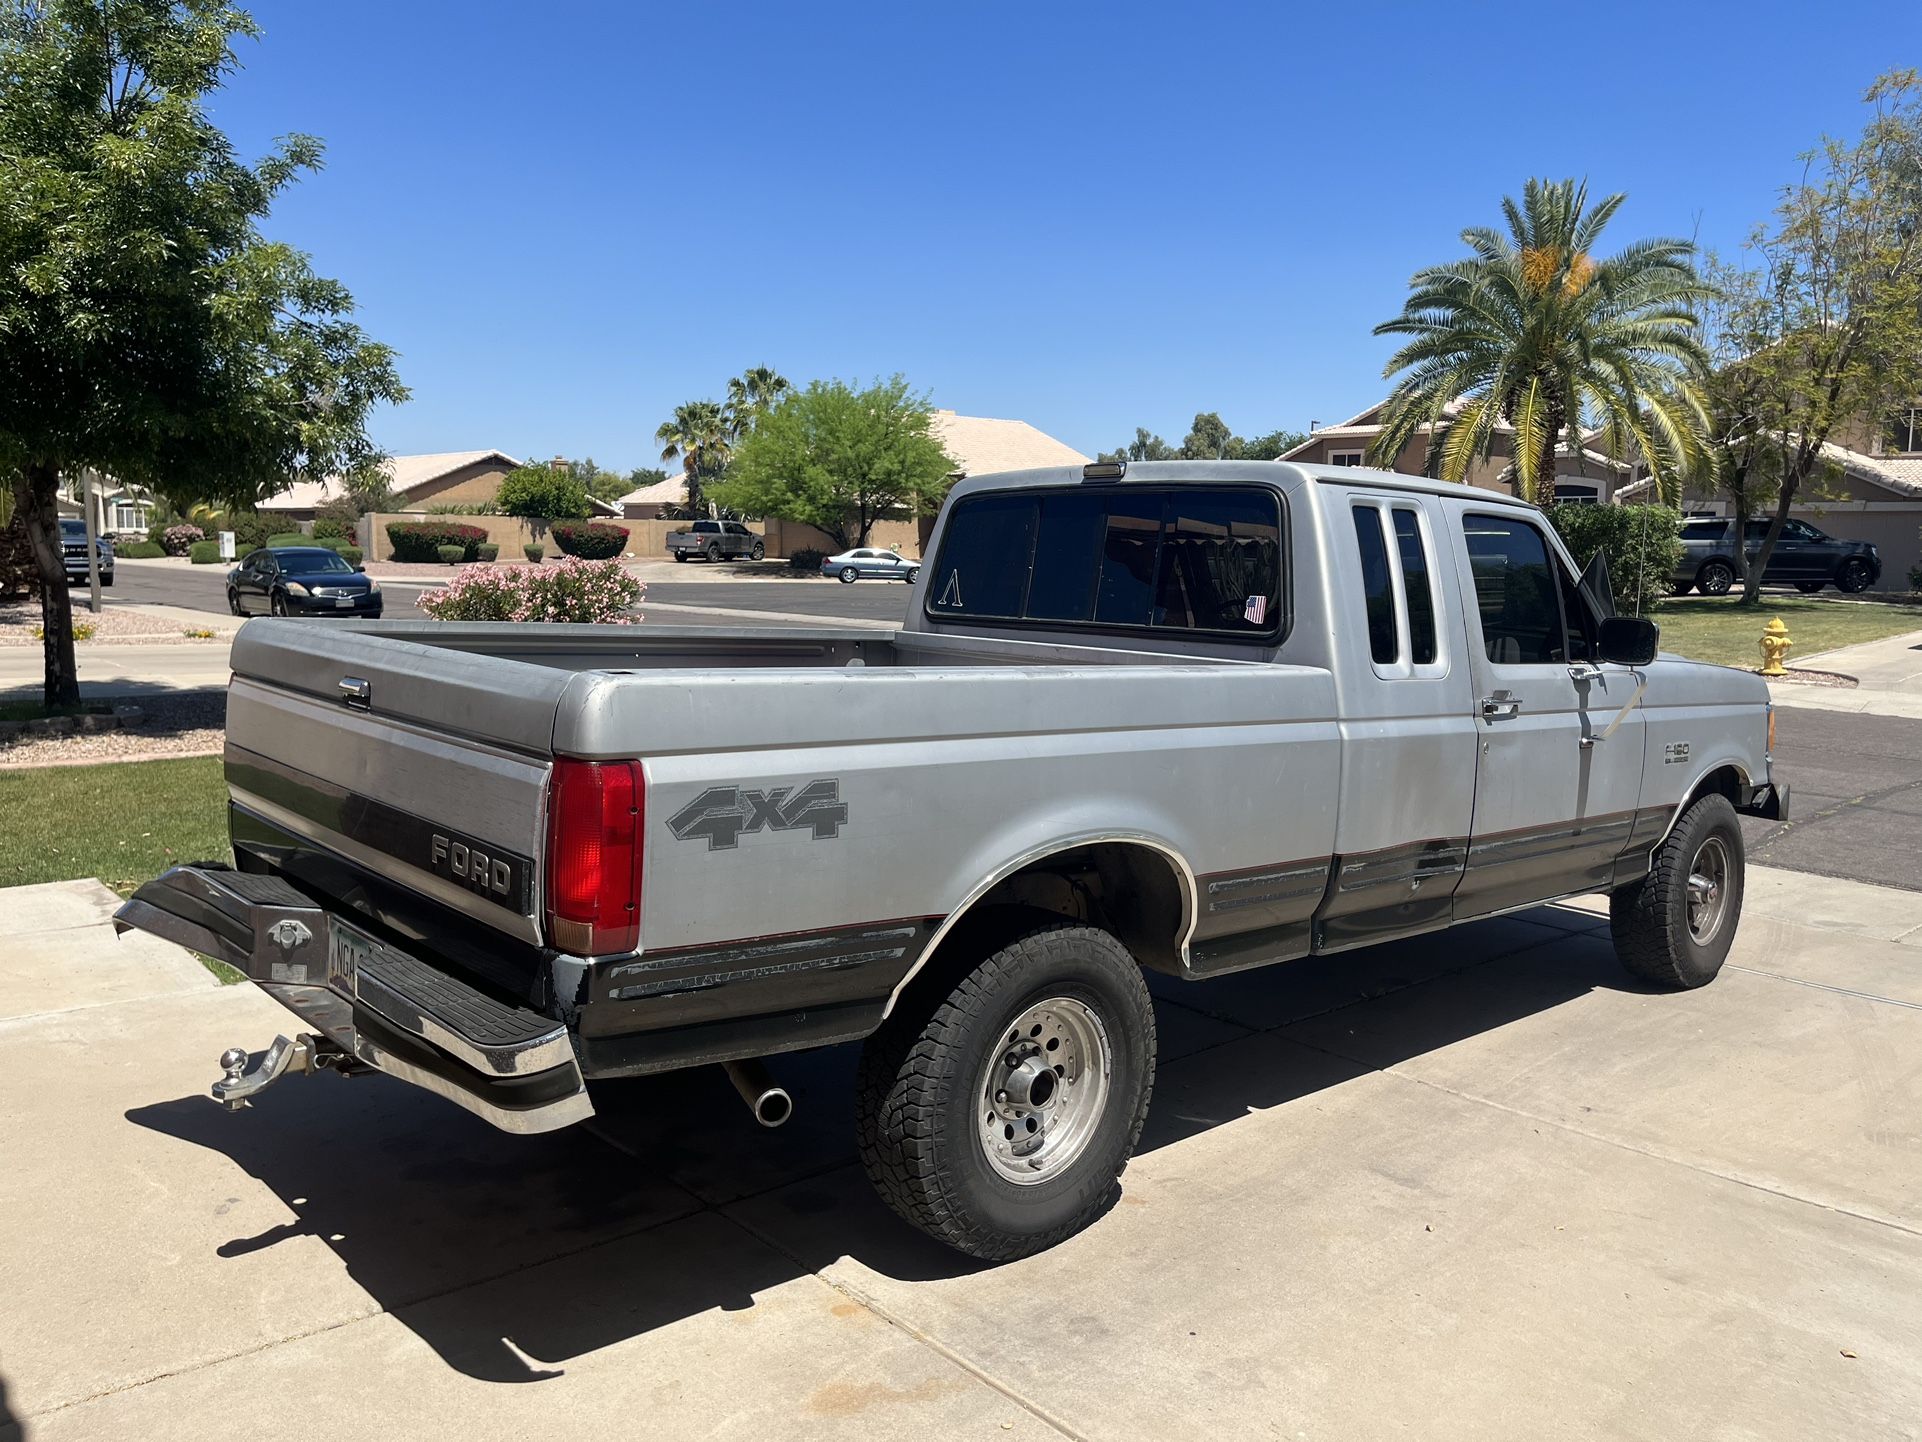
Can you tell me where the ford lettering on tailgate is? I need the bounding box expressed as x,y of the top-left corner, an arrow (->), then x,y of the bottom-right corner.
429,829 -> 532,910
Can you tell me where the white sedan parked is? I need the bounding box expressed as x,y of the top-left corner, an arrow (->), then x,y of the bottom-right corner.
821,548 -> 920,583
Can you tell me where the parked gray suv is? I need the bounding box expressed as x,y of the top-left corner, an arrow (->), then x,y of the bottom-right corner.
1674,516 -> 1882,595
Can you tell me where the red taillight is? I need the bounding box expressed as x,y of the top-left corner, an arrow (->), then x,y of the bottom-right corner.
545,758 -> 644,955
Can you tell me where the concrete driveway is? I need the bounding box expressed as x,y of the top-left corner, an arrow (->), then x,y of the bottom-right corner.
1,870 -> 1918,1440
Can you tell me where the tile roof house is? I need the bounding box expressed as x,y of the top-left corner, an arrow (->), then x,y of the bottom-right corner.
1282,400 -> 1634,503
259,452 -> 622,522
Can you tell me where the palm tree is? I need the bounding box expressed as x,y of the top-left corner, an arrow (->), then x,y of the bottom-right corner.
724,365 -> 792,440
1370,178 -> 1714,505
655,400 -> 732,516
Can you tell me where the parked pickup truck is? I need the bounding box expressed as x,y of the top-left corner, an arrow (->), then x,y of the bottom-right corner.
116,460 -> 1787,1260
666,518 -> 765,562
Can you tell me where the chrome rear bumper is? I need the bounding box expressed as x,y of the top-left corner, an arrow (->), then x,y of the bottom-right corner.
114,865 -> 593,1134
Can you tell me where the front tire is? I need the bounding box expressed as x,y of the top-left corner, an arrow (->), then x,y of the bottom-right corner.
1696,560 -> 1735,596
1836,558 -> 1874,594
905,566 -> 920,584
270,591 -> 288,617
227,588 -> 244,615
1610,792 -> 1744,989
856,923 -> 1155,1260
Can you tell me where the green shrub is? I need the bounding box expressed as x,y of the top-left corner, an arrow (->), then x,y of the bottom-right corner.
237,543 -> 263,559
436,544 -> 466,564
1544,503 -> 1683,616
495,465 -> 591,521
113,540 -> 165,558
387,520 -> 487,562
787,547 -> 826,573
312,497 -> 361,544
338,546 -> 364,567
424,502 -> 495,515
523,544 -> 544,562
551,521 -> 629,559
228,512 -> 268,548
187,540 -> 221,564
477,543 -> 500,562
265,533 -> 309,548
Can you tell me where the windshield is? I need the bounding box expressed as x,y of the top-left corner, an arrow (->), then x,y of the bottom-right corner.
59,520 -> 86,538
281,550 -> 354,574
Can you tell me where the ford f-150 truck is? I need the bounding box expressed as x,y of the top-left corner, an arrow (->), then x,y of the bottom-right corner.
115,460 -> 1786,1259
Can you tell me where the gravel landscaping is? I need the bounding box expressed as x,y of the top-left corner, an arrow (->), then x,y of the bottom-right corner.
0,601 -> 226,646
0,689 -> 224,767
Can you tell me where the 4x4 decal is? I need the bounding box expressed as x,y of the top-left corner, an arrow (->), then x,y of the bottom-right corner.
667,779 -> 849,851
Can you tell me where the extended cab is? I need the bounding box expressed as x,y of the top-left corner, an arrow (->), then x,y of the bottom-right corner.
116,461 -> 1786,1259
666,519 -> 764,562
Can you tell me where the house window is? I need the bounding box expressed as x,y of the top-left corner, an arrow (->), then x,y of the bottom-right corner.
1552,481 -> 1600,504
1886,405 -> 1922,455
1328,450 -> 1366,467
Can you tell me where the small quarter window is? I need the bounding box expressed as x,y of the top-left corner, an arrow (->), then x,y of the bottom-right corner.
1391,508 -> 1437,665
1350,505 -> 1397,665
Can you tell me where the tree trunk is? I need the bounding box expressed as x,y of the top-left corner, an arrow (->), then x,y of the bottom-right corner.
1536,399 -> 1564,508
683,460 -> 704,520
1740,483 -> 1799,607
15,462 -> 80,708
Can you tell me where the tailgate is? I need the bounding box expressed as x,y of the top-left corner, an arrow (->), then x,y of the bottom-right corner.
225,621 -> 570,946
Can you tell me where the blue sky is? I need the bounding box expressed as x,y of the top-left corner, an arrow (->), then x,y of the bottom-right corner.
215,1 -> 1918,471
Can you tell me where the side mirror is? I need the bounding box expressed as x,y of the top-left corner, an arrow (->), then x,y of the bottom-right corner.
1598,616 -> 1659,666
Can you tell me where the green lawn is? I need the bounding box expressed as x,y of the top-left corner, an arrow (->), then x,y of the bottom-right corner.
1654,596 -> 1922,670
0,755 -> 241,981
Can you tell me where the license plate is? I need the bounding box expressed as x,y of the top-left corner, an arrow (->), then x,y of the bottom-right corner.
327,918 -> 376,995
335,596 -> 355,608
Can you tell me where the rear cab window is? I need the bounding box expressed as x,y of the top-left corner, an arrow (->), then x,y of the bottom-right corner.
926,484 -> 1284,642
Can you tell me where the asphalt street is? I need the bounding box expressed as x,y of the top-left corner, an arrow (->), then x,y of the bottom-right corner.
106,562 -> 914,625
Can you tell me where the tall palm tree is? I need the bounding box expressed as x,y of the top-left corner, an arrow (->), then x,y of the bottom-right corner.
724,365 -> 792,440
655,400 -> 731,516
1370,178 -> 1714,504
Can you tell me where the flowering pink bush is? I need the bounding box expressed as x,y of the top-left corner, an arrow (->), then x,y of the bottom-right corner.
417,556 -> 643,623
160,523 -> 205,556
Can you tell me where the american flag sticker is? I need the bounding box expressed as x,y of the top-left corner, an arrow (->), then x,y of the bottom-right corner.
1243,594 -> 1268,625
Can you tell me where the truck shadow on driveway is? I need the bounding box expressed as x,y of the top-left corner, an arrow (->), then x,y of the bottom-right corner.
124,908 -> 1627,1383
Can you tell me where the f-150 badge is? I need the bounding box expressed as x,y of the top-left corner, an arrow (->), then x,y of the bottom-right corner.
668,780 -> 849,851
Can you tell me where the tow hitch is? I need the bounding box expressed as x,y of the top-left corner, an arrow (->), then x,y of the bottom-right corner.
213,1033 -> 362,1111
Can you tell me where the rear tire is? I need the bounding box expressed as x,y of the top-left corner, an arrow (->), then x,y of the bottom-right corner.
1696,560 -> 1734,596
706,544 -> 722,563
1610,793 -> 1744,989
1795,580 -> 1826,594
839,568 -> 858,583
1671,581 -> 1693,597
855,923 -> 1155,1260
673,552 -> 687,563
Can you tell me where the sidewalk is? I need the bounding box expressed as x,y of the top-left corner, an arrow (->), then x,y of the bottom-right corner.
1773,627 -> 1922,719
2,866 -> 1917,1439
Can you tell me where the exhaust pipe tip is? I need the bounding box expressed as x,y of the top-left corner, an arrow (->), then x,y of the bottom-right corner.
752,1086 -> 793,1128
723,1059 -> 794,1129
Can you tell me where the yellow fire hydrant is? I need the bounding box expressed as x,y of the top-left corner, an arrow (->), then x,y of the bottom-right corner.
1759,617 -> 1793,676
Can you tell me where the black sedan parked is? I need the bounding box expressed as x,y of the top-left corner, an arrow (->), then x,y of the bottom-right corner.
227,547 -> 382,617
1674,516 -> 1882,595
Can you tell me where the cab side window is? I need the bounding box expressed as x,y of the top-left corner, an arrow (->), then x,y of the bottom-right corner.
1463,514 -> 1564,665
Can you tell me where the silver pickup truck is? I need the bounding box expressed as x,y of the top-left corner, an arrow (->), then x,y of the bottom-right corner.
116,460 -> 1787,1259
666,518 -> 764,562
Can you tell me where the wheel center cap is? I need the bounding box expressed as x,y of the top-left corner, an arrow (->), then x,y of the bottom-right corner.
1004,1055 -> 1055,1109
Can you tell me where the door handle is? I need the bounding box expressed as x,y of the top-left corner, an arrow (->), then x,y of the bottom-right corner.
1480,691 -> 1521,719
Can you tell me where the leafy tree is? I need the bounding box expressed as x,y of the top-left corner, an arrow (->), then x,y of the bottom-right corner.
563,455 -> 631,506
1179,412 -> 1236,459
724,365 -> 792,439
1096,428 -> 1176,464
1703,71 -> 1922,604
626,465 -> 668,490
1370,177 -> 1713,505
712,376 -> 956,549
1238,428 -> 1309,461
495,464 -> 590,520
655,400 -> 731,517
0,0 -> 404,704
